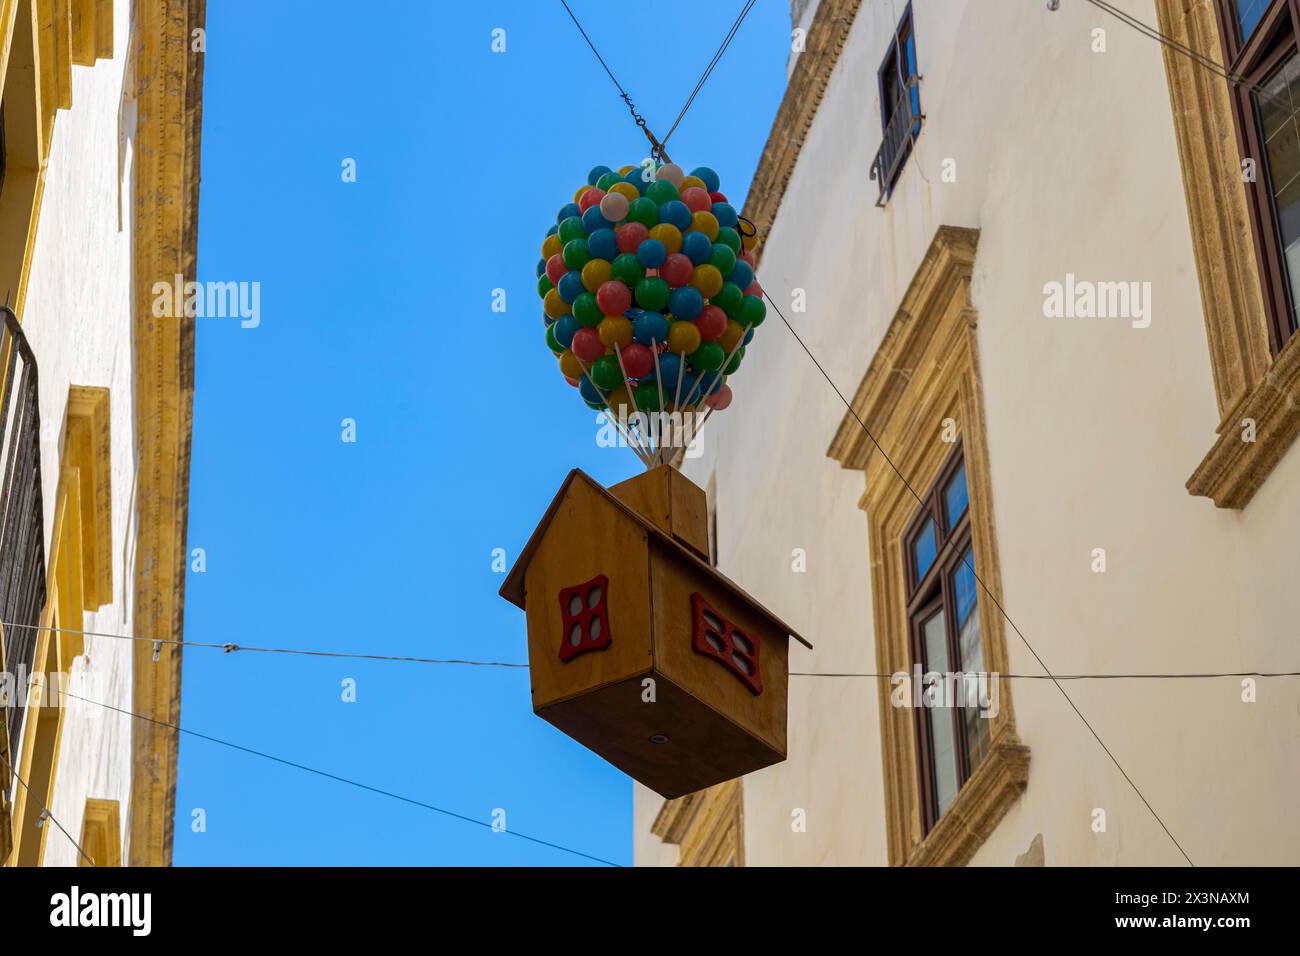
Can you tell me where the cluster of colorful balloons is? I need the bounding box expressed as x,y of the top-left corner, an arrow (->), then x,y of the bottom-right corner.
536,161 -> 765,416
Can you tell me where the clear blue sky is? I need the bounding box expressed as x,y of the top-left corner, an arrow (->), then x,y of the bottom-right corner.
176,0 -> 791,866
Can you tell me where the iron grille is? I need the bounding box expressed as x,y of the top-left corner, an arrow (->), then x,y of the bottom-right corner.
871,76 -> 923,207
0,305 -> 46,766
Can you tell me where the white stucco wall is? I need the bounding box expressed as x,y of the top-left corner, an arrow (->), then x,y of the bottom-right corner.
18,0 -> 138,867
636,0 -> 1300,866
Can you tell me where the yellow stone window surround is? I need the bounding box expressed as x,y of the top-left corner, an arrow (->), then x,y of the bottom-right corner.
1154,0 -> 1300,508
828,226 -> 1030,867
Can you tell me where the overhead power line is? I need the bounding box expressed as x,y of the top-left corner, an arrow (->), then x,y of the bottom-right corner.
58,687 -> 621,867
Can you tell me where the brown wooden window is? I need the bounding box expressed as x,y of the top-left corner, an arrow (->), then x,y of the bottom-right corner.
1213,0 -> 1300,352
903,443 -> 990,834
872,2 -> 922,204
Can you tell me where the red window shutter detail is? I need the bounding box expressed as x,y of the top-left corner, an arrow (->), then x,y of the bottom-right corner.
691,593 -> 762,695
558,574 -> 612,662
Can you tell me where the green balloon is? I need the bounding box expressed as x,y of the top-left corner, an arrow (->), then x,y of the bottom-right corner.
558,216 -> 587,244
573,292 -> 603,328
713,282 -> 743,317
596,172 -> 621,191
715,227 -> 741,254
635,277 -> 670,311
611,253 -> 645,287
739,294 -> 767,328
645,179 -> 679,205
591,355 -> 624,391
724,346 -> 745,374
634,380 -> 663,412
537,275 -> 554,299
585,398 -> 606,410
627,197 -> 660,228
708,244 -> 737,277
562,238 -> 590,271
689,342 -> 726,372
546,323 -> 562,355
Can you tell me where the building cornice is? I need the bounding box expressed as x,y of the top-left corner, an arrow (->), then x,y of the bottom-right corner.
740,0 -> 862,267
128,0 -> 203,867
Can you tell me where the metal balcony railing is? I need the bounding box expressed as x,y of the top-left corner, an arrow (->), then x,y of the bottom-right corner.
871,76 -> 923,207
0,305 -> 46,766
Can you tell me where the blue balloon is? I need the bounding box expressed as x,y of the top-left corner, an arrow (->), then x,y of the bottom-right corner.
655,352 -> 683,388
689,166 -> 721,193
636,239 -> 667,269
697,369 -> 725,395
554,314 -> 580,349
536,258 -> 547,277
669,287 -> 704,321
582,205 -> 613,233
727,260 -> 754,290
587,165 -> 613,186
743,327 -> 755,345
682,232 -> 713,266
711,202 -> 738,229
558,271 -> 586,304
659,200 -> 692,231
677,371 -> 701,405
587,228 -> 618,261
546,224 -> 558,236
579,375 -> 605,405
558,202 -> 581,224
624,166 -> 650,194
633,310 -> 669,346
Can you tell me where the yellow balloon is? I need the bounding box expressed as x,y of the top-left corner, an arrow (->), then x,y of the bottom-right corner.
680,175 -> 706,191
667,320 -> 701,355
719,319 -> 745,353
741,230 -> 758,252
648,223 -> 683,255
559,350 -> 583,380
605,385 -> 633,417
691,264 -> 723,299
541,233 -> 563,259
581,258 -> 612,292
544,288 -> 569,319
688,210 -> 719,241
574,185 -> 589,203
609,181 -> 639,202
598,316 -> 634,349
618,165 -> 635,175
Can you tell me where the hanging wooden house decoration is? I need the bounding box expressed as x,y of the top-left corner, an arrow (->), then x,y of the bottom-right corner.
503,161 -> 808,799
500,466 -> 809,800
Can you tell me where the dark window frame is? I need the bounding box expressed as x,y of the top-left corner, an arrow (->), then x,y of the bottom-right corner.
902,442 -> 983,834
873,2 -> 923,202
1213,0 -> 1300,352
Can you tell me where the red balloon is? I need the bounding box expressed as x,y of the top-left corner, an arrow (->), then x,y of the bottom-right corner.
660,253 -> 693,288
616,222 -> 649,254
705,384 -> 733,410
578,187 -> 605,213
681,187 -> 712,214
564,376 -> 579,387
620,343 -> 655,379
596,280 -> 631,316
710,191 -> 728,204
695,305 -> 727,341
738,250 -> 756,267
744,281 -> 763,298
572,328 -> 605,363
546,253 -> 568,285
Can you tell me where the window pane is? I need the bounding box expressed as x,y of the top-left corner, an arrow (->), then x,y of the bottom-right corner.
943,460 -> 968,529
921,610 -> 960,817
1234,0 -> 1268,41
953,550 -> 991,772
1256,52 -> 1300,334
912,516 -> 937,583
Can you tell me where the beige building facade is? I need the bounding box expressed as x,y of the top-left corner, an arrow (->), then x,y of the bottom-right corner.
0,0 -> 201,866
635,0 -> 1300,866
